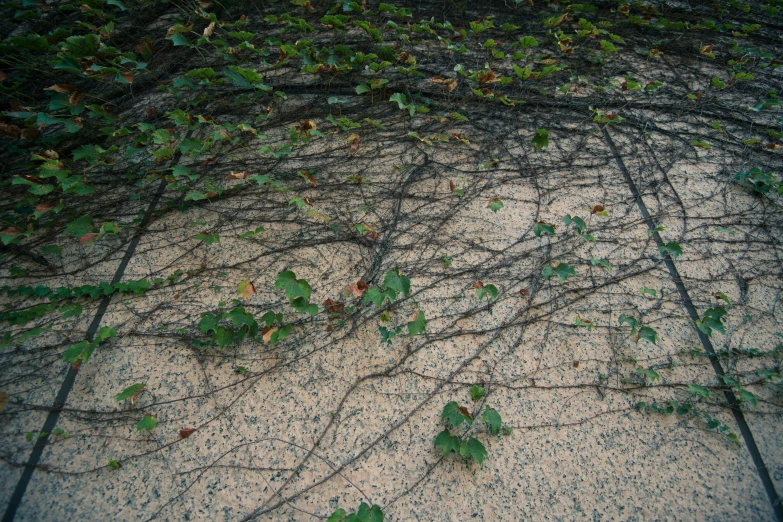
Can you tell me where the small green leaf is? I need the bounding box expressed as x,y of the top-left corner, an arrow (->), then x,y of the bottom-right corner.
476,284 -> 498,301
115,383 -> 146,402
688,384 -> 711,399
383,269 -> 411,298
459,437 -> 487,464
533,221 -> 555,237
637,326 -> 658,345
212,326 -> 234,350
659,242 -> 682,258
482,407 -> 502,435
137,415 -> 157,431
531,128 -> 549,151
441,401 -> 472,427
543,262 -> 576,282
407,310 -> 426,336
108,459 -> 121,469
739,389 -> 758,406
589,257 -> 612,271
488,198 -> 504,213
195,233 -> 220,245
434,430 -> 460,455
470,385 -> 485,401
619,314 -> 638,336
640,287 -> 657,298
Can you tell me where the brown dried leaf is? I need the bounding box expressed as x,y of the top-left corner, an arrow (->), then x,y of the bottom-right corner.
241,281 -> 256,299
203,21 -> 215,37
145,106 -> 157,118
767,143 -> 783,150
179,427 -> 196,439
40,150 -> 59,160
471,280 -> 484,289
323,299 -> 345,314
45,84 -> 78,93
407,310 -> 422,323
121,72 -> 134,84
0,391 -> 6,413
226,169 -> 250,180
296,120 -> 317,133
80,232 -> 99,245
35,203 -> 55,213
0,123 -> 21,139
69,90 -> 85,107
458,406 -> 472,420
477,70 -> 498,84
0,71 -> 6,82
347,133 -> 361,153
20,128 -> 40,141
345,280 -> 369,297
591,204 -> 605,214
449,179 -> 456,192
262,326 -> 278,344
1,227 -> 20,237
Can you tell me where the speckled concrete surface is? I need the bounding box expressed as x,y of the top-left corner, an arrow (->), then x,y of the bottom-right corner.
2,109 -> 781,522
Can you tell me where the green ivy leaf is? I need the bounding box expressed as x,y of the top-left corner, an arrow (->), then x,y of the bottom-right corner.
459,437 -> 487,464
659,242 -> 682,259
488,198 -> 504,212
470,385 -> 485,401
589,257 -> 612,271
441,401 -> 472,427
137,415 -> 157,431
531,128 -> 549,151
696,307 -> 727,337
739,389 -> 758,406
638,326 -> 658,345
382,269 -> 411,298
198,314 -> 218,335
476,284 -> 498,301
433,430 -> 460,455
275,270 -> 312,303
108,459 -> 121,469
542,262 -> 576,282
688,384 -> 711,399
533,221 -> 555,237
212,326 -> 234,350
482,407 -> 502,435
407,310 -> 426,336
195,233 -> 220,245
115,383 -> 146,402
640,287 -> 657,298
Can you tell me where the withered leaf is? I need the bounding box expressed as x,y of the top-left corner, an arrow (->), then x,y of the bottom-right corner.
347,133 -> 361,153
477,70 -> 498,84
20,128 -> 40,141
458,405 -> 473,420
262,326 -> 278,344
45,84 -> 78,93
323,298 -> 345,314
591,204 -> 605,214
179,427 -> 196,439
203,21 -> 215,37
80,232 -> 99,245
449,179 -> 456,192
471,280 -> 484,289
0,123 -> 21,139
226,170 -> 250,180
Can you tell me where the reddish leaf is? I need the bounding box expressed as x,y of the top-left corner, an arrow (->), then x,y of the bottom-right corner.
45,84 -> 78,93
0,123 -> 21,139
80,232 -> 99,245
347,134 -> 361,153
458,406 -> 472,420
20,128 -> 40,141
145,107 -> 157,118
477,70 -> 498,84
226,170 -> 250,180
121,72 -> 134,84
179,427 -> 196,439
262,326 -> 278,344
323,298 -> 344,314
591,204 -> 605,214
471,280 -> 484,289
